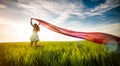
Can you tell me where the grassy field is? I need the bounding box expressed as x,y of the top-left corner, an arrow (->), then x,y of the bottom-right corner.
0,41 -> 120,66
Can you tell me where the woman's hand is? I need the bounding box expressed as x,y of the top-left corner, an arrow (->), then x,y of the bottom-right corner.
31,18 -> 33,20
31,18 -> 35,20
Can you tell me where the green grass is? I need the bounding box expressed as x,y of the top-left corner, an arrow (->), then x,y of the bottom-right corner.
0,41 -> 120,66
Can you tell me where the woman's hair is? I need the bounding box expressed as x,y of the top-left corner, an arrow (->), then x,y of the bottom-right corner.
33,23 -> 40,31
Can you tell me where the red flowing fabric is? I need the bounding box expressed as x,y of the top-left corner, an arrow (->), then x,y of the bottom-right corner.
32,18 -> 120,45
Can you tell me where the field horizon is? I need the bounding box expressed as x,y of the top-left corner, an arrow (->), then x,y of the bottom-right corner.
0,41 -> 120,66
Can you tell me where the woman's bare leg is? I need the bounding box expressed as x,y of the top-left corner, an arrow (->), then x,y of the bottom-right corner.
30,41 -> 33,47
35,41 -> 39,47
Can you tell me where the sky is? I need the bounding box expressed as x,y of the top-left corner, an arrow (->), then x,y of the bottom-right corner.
0,0 -> 120,42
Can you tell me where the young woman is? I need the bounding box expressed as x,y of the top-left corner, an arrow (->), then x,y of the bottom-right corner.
30,18 -> 40,47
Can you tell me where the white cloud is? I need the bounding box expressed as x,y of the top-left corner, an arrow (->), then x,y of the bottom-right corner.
56,10 -> 72,23
87,0 -> 120,16
0,18 -> 20,42
55,0 -> 120,22
1,0 -> 120,21
82,23 -> 120,36
0,4 -> 7,8
60,21 -> 120,37
66,0 -> 120,19
15,0 -> 82,23
0,0 -> 120,42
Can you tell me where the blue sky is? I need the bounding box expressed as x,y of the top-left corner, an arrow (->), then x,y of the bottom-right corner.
0,0 -> 120,42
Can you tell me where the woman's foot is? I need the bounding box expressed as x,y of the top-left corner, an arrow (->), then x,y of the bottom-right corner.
40,45 -> 44,47
35,44 -> 44,47
35,44 -> 40,47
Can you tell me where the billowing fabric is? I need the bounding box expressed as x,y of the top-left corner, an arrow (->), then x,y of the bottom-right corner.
32,18 -> 120,45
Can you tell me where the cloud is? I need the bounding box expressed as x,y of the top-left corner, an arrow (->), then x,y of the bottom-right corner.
83,23 -> 120,36
0,0 -> 120,42
56,10 -> 73,23
0,18 -> 20,42
53,0 -> 120,22
16,0 -> 78,22
60,20 -> 120,37
0,4 -> 7,8
65,0 -> 120,19
1,0 -> 120,22
86,0 -> 120,17
0,0 -> 83,23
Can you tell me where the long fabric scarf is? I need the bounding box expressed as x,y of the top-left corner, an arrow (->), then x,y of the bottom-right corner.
32,18 -> 120,45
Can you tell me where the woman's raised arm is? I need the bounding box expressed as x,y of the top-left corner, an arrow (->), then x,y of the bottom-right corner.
30,18 -> 34,27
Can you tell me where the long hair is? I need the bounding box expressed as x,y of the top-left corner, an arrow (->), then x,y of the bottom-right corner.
33,23 -> 40,31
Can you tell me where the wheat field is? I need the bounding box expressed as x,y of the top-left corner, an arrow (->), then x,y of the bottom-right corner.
0,41 -> 120,66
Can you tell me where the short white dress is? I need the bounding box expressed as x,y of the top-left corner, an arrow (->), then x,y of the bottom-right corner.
30,29 -> 39,41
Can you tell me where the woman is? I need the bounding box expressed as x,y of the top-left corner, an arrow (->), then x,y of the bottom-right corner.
30,18 -> 40,47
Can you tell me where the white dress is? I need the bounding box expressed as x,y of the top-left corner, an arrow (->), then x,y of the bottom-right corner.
30,30 -> 39,41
